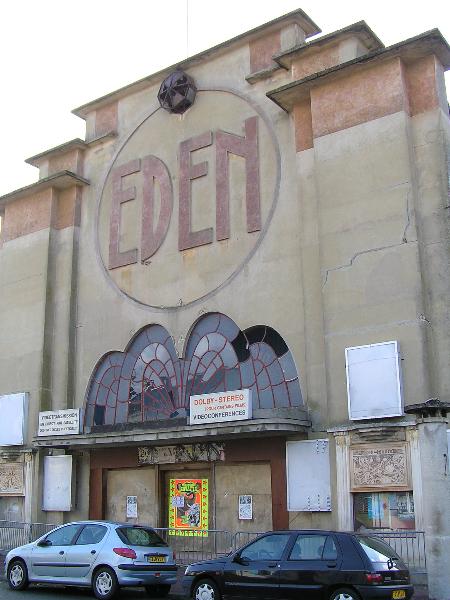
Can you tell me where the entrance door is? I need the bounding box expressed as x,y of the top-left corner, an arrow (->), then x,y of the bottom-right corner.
105,466 -> 157,525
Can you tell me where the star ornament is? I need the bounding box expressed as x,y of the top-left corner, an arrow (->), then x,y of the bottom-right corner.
158,70 -> 197,114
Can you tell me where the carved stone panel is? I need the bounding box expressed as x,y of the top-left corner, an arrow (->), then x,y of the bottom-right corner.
350,443 -> 411,491
0,463 -> 24,496
138,443 -> 225,465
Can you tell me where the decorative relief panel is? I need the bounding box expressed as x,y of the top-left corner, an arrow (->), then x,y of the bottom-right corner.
350,443 -> 410,491
0,463 -> 24,496
138,443 -> 225,465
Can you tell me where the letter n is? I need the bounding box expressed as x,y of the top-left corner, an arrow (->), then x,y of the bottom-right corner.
215,116 -> 261,240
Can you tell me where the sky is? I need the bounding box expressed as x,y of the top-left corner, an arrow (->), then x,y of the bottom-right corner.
1,0 -> 449,197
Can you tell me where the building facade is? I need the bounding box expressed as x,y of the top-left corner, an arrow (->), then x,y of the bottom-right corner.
0,8 -> 450,599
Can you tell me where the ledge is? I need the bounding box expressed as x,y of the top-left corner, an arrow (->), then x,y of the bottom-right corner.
0,171 -> 90,207
267,29 -> 450,112
32,417 -> 312,449
273,21 -> 384,70
86,131 -> 118,146
245,64 -> 286,85
25,139 -> 87,168
327,418 -> 417,434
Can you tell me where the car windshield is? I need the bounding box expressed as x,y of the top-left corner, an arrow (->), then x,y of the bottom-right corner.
357,536 -> 403,563
116,527 -> 168,547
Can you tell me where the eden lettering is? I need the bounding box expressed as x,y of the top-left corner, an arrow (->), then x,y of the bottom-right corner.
108,116 -> 261,270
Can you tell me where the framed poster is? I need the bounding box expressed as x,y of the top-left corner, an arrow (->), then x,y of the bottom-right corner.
126,495 -> 138,518
168,479 -> 208,536
42,455 -> 73,511
238,495 -> 253,520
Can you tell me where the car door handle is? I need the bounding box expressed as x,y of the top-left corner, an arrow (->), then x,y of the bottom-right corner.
327,562 -> 337,568
59,551 -> 65,555
91,550 -> 96,555
267,563 -> 277,568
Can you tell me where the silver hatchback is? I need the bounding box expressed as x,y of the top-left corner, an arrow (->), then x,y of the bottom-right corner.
5,520 -> 178,599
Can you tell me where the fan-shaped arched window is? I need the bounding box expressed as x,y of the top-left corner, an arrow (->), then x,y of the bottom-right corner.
84,314 -> 302,430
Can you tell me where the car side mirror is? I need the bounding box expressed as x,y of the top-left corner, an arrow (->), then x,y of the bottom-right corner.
233,553 -> 249,565
37,539 -> 52,547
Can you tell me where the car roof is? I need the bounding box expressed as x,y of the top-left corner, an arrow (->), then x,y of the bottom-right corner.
56,520 -> 159,528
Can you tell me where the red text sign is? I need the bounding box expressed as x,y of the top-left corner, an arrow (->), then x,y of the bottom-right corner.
108,117 -> 260,269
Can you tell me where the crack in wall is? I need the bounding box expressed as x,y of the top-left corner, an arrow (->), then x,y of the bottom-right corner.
322,185 -> 415,289
322,242 -> 405,289
402,188 -> 412,242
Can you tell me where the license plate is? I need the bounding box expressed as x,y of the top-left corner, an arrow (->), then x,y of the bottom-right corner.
148,555 -> 166,563
392,591 -> 406,599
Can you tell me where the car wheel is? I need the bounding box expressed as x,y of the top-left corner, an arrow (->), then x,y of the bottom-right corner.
7,558 -> 29,591
193,578 -> 221,600
92,566 -> 119,600
329,588 -> 361,600
145,584 -> 171,597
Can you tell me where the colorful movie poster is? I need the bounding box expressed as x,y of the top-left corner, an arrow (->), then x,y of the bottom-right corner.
169,479 -> 208,537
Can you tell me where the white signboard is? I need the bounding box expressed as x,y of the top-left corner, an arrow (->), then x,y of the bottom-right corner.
286,440 -> 332,512
189,389 -> 251,425
38,409 -> 81,436
238,495 -> 253,520
42,455 -> 73,511
127,496 -> 138,518
345,341 -> 403,420
0,393 -> 28,445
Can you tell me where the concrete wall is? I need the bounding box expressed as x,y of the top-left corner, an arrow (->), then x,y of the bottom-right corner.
215,463 -> 272,533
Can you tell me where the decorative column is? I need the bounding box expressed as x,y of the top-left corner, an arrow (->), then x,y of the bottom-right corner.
23,452 -> 34,523
406,427 -> 424,530
334,432 -> 353,530
405,399 -> 450,600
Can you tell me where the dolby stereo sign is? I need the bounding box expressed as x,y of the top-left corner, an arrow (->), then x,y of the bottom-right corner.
97,88 -> 280,309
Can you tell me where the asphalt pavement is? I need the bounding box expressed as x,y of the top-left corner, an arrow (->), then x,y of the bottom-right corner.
0,554 -> 429,600
0,557 -> 187,599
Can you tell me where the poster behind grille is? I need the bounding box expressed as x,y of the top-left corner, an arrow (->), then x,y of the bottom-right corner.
169,479 -> 208,537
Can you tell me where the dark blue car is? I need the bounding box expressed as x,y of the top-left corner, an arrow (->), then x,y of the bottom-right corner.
183,530 -> 414,600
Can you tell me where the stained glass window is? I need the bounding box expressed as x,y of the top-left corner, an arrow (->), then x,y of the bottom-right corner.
84,314 -> 303,430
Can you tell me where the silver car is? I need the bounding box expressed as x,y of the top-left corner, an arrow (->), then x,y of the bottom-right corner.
5,520 -> 178,599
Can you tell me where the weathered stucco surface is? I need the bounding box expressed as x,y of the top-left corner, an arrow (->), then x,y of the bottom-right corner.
0,10 -> 449,597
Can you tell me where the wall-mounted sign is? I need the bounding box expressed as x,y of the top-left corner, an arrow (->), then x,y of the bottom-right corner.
238,495 -> 253,520
38,409 -> 81,437
350,443 -> 410,491
126,495 -> 138,518
168,479 -> 208,537
42,455 -> 73,511
286,440 -> 332,512
0,463 -> 24,496
189,389 -> 251,425
0,393 -> 28,446
97,89 -> 280,309
346,341 -> 403,420
138,443 -> 224,464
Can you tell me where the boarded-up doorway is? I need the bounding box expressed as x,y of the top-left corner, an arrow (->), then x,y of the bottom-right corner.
105,466 -> 157,525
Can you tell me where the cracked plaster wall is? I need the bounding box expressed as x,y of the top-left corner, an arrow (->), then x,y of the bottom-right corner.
297,108 -> 450,428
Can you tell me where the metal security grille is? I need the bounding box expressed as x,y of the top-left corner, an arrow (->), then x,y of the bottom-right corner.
0,522 -> 427,573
